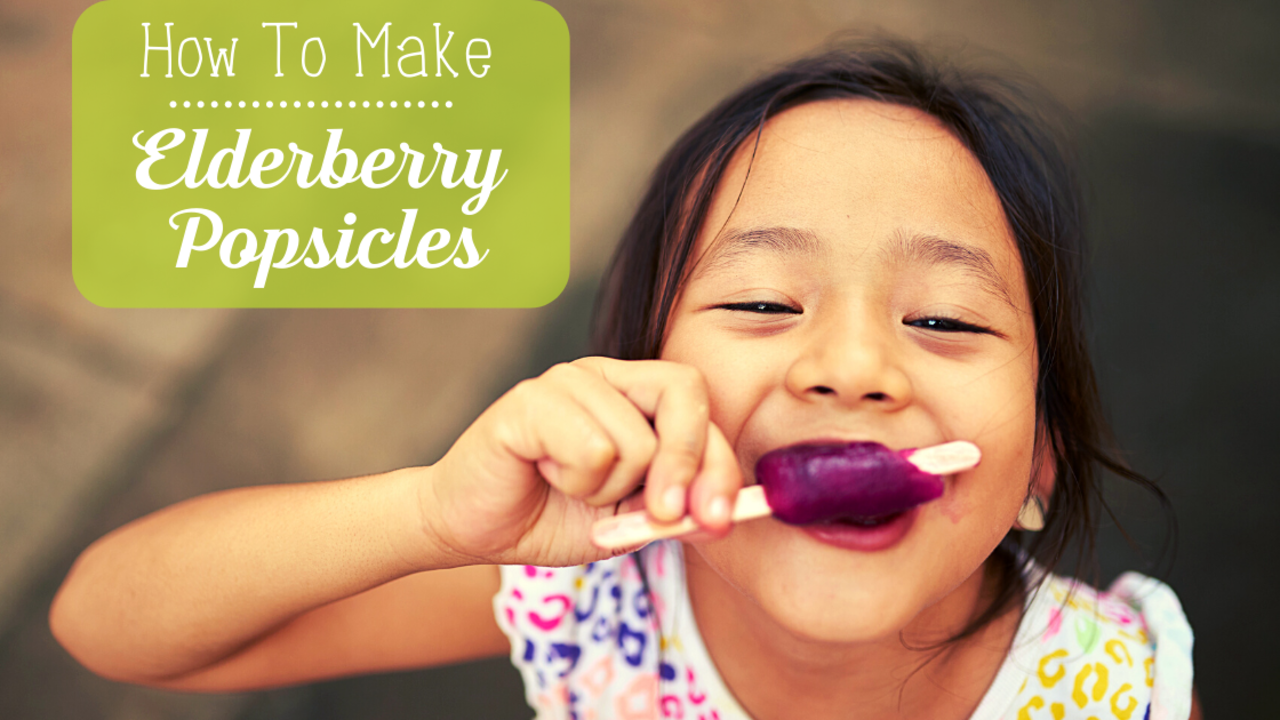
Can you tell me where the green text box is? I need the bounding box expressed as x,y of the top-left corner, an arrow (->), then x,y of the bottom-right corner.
73,0 -> 569,307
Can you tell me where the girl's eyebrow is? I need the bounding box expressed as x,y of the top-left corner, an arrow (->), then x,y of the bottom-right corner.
694,226 -> 822,278
695,226 -> 1016,308
885,231 -> 1016,308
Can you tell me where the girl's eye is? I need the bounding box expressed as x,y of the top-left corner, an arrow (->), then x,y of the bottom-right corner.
906,317 -> 993,334
717,301 -> 801,315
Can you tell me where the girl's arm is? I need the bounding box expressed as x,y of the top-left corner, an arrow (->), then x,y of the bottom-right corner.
50,358 -> 742,690
49,467 -> 508,689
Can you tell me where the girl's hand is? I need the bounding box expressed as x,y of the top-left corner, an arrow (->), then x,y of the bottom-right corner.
424,357 -> 743,567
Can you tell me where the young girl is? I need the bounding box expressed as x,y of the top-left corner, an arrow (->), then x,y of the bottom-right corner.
49,42 -> 1197,719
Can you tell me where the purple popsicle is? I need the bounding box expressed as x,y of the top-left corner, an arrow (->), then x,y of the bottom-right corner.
590,440 -> 978,550
755,441 -> 944,524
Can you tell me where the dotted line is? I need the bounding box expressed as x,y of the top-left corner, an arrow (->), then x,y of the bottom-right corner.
168,100 -> 454,109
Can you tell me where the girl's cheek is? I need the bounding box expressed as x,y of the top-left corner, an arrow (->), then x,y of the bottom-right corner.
705,375 -> 760,450
946,421 -> 1036,533
926,373 -> 1038,528
938,485 -> 968,524
667,333 -> 767,445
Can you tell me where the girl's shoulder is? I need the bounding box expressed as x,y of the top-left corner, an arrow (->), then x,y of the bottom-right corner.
973,568 -> 1195,720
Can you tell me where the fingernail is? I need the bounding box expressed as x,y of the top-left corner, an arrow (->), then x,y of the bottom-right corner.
663,486 -> 686,516
708,496 -> 729,522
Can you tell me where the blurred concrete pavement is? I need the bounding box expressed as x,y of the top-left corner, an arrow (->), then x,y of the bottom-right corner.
1,0 -> 1277,717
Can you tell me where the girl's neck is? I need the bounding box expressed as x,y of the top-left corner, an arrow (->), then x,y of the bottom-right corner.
684,549 -> 1022,720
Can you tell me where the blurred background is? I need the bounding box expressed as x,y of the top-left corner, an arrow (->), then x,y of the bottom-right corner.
1,0 -> 1277,717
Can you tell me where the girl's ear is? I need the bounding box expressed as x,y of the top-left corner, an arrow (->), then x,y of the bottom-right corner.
1031,419 -> 1057,503
1016,418 -> 1057,531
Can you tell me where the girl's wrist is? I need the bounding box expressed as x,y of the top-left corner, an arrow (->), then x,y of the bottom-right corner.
388,464 -> 478,572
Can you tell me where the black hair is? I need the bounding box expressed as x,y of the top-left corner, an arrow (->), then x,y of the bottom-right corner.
594,37 -> 1171,652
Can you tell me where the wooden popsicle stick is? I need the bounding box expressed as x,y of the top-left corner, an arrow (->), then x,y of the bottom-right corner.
590,486 -> 770,550
589,440 -> 981,551
901,440 -> 981,475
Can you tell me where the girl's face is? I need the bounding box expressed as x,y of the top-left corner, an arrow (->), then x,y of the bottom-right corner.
661,99 -> 1040,643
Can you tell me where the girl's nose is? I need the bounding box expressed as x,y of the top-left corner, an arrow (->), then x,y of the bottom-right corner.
783,315 -> 913,411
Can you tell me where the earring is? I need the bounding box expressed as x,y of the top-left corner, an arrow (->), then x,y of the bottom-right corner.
1015,495 -> 1046,531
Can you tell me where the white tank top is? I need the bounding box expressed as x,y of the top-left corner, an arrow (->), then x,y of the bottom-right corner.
493,540 -> 1194,720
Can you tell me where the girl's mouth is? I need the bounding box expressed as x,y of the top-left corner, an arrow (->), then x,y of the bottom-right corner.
801,508 -> 919,552
831,512 -> 904,527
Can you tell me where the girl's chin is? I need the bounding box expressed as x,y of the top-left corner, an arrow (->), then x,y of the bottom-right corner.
688,511 -> 951,644
796,506 -> 920,552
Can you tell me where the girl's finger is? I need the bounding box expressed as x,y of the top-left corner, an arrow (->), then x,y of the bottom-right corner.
643,367 -> 710,523
687,421 -> 743,534
540,364 -> 658,508
575,358 -> 710,523
503,379 -> 618,501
